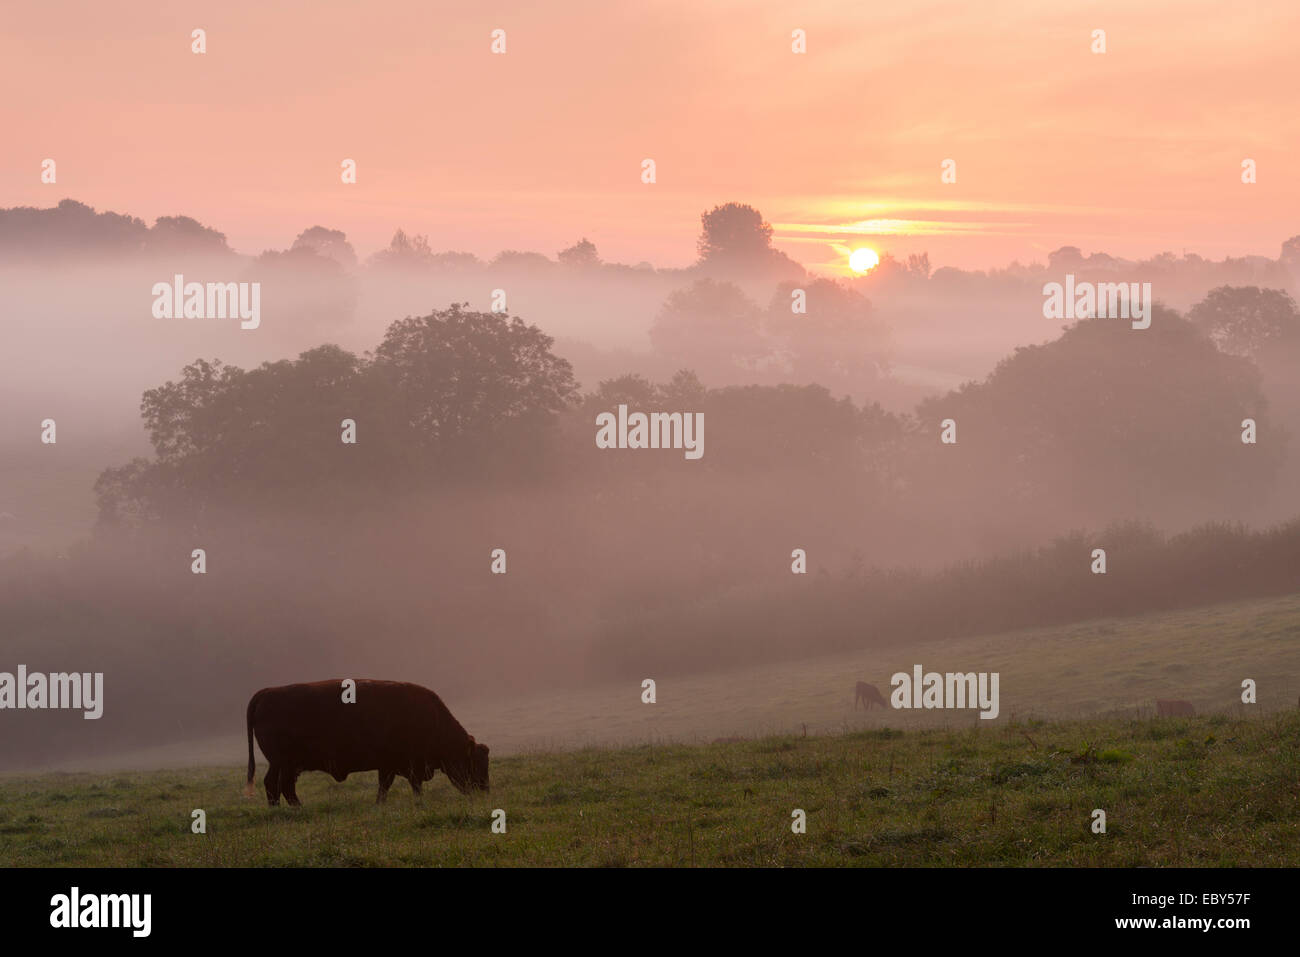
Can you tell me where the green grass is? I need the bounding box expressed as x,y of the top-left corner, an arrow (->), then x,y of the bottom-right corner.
7,591 -> 1300,865
3,710 -> 1297,866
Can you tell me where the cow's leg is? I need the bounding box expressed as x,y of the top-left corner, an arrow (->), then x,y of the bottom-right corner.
281,769 -> 302,807
264,763 -> 282,806
407,774 -> 423,796
377,769 -> 396,804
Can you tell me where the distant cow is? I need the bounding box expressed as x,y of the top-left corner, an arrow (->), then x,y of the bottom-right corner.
245,679 -> 489,806
855,681 -> 889,711
1155,698 -> 1195,717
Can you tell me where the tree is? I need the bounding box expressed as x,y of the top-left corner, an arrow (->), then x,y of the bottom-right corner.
558,238 -> 600,268
369,303 -> 579,454
427,251 -> 482,272
766,279 -> 891,386
95,306 -> 581,523
252,245 -> 343,276
912,308 -> 1282,525
145,215 -> 231,256
123,348 -> 368,515
0,199 -> 148,258
583,374 -> 660,413
695,202 -> 804,278
649,279 -> 768,372
1047,246 -> 1086,271
1279,235 -> 1300,279
368,229 -> 435,269
1188,286 -> 1300,359
490,250 -> 555,273
291,226 -> 358,268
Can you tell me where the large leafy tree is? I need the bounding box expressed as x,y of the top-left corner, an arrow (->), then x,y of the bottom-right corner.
1188,285 -> 1300,359
370,304 -> 578,448
649,278 -> 768,373
695,202 -> 804,278
96,306 -> 580,524
291,226 -> 358,268
766,278 -> 892,387
912,307 -> 1283,524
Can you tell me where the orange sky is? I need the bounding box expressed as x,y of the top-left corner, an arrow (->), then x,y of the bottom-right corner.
4,0 -> 1298,273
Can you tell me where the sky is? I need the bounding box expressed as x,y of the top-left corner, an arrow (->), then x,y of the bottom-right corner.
4,0 -> 1298,273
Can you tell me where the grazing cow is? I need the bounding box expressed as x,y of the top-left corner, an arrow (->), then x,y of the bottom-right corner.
1155,698 -> 1195,717
855,681 -> 889,711
245,679 -> 489,806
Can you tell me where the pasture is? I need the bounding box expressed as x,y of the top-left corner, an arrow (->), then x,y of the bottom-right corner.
4,591 -> 1298,866
44,590 -> 1300,772
2,708 -> 1297,866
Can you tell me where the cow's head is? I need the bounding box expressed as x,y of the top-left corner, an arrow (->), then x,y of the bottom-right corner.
446,734 -> 491,793
467,736 -> 490,792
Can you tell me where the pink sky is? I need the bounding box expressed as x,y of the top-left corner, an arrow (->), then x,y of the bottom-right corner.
4,0 -> 1298,273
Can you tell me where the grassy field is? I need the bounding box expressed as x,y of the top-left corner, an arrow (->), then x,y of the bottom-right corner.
2,708 -> 1297,866
6,592 -> 1300,866
47,590 -> 1300,773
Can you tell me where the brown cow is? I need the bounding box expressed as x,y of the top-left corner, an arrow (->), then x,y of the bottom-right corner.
855,681 -> 889,711
245,679 -> 489,806
1155,698 -> 1195,717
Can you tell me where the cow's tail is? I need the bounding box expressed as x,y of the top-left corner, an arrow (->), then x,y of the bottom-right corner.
244,692 -> 259,797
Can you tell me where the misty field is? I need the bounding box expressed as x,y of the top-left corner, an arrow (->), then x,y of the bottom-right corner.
2,708 -> 1297,867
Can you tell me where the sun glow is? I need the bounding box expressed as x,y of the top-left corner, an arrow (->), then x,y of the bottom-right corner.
849,247 -> 880,273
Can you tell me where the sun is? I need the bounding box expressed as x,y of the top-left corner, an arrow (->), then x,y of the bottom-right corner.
849,247 -> 880,273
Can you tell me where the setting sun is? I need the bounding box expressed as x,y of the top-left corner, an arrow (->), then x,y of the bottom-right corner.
849,247 -> 880,273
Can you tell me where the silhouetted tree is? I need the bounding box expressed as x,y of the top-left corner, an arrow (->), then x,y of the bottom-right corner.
1188,286 -> 1300,358
584,373 -> 660,411
695,202 -> 804,278
558,238 -> 600,268
650,279 -> 768,373
291,226 -> 358,268
368,229 -> 435,269
368,303 -> 578,458
913,308 -> 1283,524
251,245 -> 343,275
767,278 -> 891,385
490,250 -> 555,273
0,199 -> 147,258
1280,235 -> 1300,279
1047,246 -> 1086,271
95,306 -> 580,522
428,251 -> 482,272
145,215 -> 232,256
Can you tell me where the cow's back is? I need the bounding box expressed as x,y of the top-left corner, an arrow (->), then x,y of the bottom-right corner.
250,679 -> 452,776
